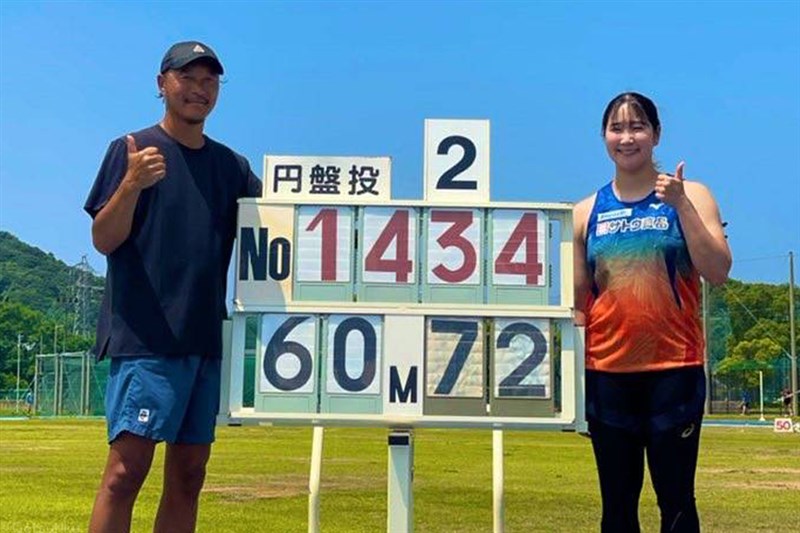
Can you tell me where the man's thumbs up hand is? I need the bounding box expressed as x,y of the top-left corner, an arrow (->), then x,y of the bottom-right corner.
123,134 -> 166,191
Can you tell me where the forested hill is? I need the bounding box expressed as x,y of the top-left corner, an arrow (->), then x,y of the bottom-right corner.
0,231 -> 103,389
0,230 -> 103,321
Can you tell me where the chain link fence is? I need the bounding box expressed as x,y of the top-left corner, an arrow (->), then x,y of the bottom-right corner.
706,274 -> 797,416
33,352 -> 108,416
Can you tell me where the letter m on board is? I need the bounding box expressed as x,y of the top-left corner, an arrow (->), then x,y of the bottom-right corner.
239,227 -> 269,280
389,366 -> 418,404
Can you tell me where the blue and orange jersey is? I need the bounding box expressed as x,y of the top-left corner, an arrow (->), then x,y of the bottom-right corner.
585,182 -> 704,372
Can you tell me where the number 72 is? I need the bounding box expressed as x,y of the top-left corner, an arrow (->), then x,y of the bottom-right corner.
426,317 -> 550,399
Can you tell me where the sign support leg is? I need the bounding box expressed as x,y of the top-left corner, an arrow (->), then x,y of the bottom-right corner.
493,429 -> 505,533
308,426 -> 324,533
387,430 -> 414,533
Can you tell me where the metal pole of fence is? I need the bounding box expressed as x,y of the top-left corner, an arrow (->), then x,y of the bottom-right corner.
54,354 -> 61,415
789,251 -> 797,417
16,334 -> 22,413
33,355 -> 39,415
82,353 -> 88,415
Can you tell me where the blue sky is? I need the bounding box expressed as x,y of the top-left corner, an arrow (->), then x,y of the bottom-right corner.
1,1 -> 798,284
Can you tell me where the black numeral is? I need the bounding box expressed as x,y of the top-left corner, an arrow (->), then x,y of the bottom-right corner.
263,316 -> 313,391
497,322 -> 547,397
432,319 -> 478,395
333,317 -> 377,392
436,135 -> 477,190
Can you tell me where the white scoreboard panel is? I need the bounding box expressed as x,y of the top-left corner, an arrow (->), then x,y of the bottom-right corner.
235,202 -> 557,307
220,119 -> 585,431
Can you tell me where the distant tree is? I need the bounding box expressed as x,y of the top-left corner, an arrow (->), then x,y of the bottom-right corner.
716,337 -> 782,390
710,279 -> 796,371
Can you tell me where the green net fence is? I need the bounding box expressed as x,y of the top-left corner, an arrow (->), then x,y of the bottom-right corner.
706,279 -> 797,415
34,352 -> 109,416
30,350 -> 253,416
87,360 -> 110,416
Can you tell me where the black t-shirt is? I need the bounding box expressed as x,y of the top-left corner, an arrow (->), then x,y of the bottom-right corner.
84,125 -> 261,359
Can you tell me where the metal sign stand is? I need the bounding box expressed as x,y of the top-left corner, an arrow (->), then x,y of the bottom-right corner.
308,428 -> 511,533
308,426 -> 324,533
493,430 -> 504,533
387,430 -> 414,532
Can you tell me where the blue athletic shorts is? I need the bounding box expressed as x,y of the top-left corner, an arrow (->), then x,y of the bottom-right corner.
104,355 -> 221,445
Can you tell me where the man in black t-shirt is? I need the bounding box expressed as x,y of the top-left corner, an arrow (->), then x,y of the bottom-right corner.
85,41 -> 261,533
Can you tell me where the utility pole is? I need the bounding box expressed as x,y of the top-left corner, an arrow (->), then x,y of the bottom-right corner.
789,251 -> 797,418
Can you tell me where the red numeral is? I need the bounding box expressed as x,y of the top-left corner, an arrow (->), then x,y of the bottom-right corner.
494,213 -> 543,284
306,208 -> 337,281
365,210 -> 413,283
431,210 -> 476,283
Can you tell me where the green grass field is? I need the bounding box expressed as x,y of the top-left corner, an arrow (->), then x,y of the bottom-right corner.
0,419 -> 798,532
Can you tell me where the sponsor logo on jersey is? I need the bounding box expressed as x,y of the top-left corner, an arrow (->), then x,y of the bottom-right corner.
596,216 -> 669,236
597,208 -> 633,222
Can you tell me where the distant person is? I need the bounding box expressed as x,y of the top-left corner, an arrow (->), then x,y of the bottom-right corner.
740,391 -> 750,416
574,92 -> 732,532
780,388 -> 793,417
84,41 -> 261,533
24,390 -> 33,415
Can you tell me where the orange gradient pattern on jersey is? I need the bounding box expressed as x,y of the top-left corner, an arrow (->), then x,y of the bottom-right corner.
586,256 -> 703,372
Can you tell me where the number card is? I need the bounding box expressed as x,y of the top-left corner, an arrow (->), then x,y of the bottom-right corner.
426,318 -> 484,398
264,155 -> 391,203
491,210 -> 546,286
426,209 -> 482,285
424,119 -> 490,204
260,314 -> 317,394
358,207 -> 419,302
321,315 -> 383,414
488,209 -> 549,305
493,318 -> 550,399
296,207 -> 353,282
423,317 -> 487,416
325,315 -> 383,395
362,207 -> 417,283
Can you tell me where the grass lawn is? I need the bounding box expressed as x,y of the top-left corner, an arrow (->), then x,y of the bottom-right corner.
0,419 -> 798,532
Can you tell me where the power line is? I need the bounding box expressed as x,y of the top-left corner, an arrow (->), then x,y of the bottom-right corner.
734,253 -> 794,264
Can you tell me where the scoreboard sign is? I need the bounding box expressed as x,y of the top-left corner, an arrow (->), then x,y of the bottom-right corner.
221,119 -> 585,431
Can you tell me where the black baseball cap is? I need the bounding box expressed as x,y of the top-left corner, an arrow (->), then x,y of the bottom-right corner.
160,41 -> 224,74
